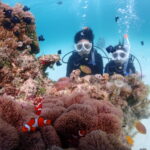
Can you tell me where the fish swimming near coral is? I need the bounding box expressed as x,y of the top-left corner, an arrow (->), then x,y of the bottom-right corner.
134,121 -> 147,134
3,9 -> 13,18
35,102 -> 42,115
23,5 -> 30,11
56,61 -> 62,66
22,117 -> 51,132
23,17 -> 32,24
11,16 -> 20,24
57,1 -> 63,5
141,41 -> 144,46
115,16 -> 119,22
57,49 -> 62,55
38,35 -> 45,41
80,65 -> 92,74
126,136 -> 134,145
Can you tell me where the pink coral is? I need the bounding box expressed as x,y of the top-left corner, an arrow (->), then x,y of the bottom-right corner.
0,118 -> 19,150
54,77 -> 71,91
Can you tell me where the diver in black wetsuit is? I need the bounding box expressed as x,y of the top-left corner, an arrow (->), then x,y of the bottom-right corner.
105,34 -> 136,76
66,27 -> 103,77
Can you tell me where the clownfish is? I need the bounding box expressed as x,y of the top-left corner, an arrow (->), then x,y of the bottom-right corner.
78,130 -> 87,137
22,117 -> 51,132
35,102 -> 42,115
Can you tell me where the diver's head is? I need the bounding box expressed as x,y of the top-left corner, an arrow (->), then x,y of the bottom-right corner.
74,27 -> 94,56
112,44 -> 129,64
106,43 -> 129,64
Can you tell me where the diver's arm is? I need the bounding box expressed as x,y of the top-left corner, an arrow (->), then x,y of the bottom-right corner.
97,54 -> 103,75
104,63 -> 109,74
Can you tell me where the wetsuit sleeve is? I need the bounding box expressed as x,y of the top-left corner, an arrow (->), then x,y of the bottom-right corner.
96,54 -> 103,74
66,55 -> 74,77
104,63 -> 109,74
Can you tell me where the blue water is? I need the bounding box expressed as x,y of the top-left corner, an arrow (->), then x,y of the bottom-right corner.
2,0 -> 150,148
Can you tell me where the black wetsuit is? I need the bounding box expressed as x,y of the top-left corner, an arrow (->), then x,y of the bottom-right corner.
66,49 -> 103,77
104,56 -> 136,76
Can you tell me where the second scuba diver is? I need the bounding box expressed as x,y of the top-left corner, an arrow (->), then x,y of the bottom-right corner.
105,34 -> 136,76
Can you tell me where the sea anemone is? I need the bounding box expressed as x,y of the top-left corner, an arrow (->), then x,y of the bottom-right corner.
0,118 -> 19,150
40,125 -> 61,149
79,130 -> 131,150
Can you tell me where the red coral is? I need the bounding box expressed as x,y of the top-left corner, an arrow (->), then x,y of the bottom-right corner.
0,118 -> 19,150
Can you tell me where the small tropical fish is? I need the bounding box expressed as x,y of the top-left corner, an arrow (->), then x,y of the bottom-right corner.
33,97 -> 44,105
80,65 -> 92,74
3,9 -> 13,18
134,121 -> 147,134
78,130 -> 87,137
57,49 -> 62,54
22,117 -> 51,132
23,17 -> 32,24
126,136 -> 134,145
38,35 -> 45,41
56,61 -> 62,66
141,41 -> 144,46
57,1 -> 63,5
23,6 -> 30,11
115,16 -> 119,22
11,16 -> 20,24
35,102 -> 42,115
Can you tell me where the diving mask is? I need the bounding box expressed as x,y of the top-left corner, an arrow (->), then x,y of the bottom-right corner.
112,50 -> 129,64
75,41 -> 92,55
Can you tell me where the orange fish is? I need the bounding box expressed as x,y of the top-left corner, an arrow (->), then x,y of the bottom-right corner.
134,121 -> 147,134
78,130 -> 87,137
35,102 -> 42,115
80,65 -> 92,74
34,97 -> 43,105
126,136 -> 134,145
22,117 -> 51,132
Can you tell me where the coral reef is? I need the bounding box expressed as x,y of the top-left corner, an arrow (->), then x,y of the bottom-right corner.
0,2 -> 150,150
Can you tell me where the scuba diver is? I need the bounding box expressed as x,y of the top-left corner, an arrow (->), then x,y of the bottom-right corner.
66,27 -> 103,77
105,34 -> 136,76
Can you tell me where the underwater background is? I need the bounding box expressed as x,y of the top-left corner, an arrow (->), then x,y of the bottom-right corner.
1,0 -> 150,149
